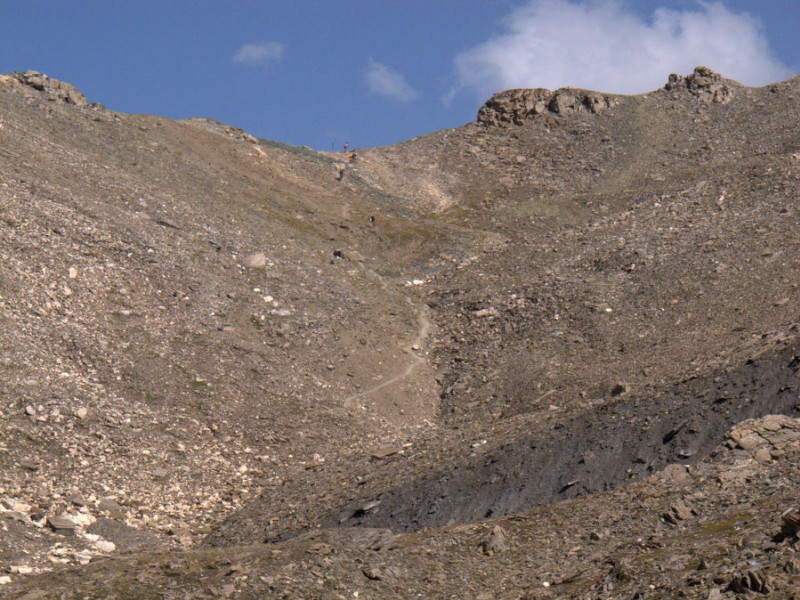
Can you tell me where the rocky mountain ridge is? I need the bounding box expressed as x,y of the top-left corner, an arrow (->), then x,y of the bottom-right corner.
0,67 -> 798,598
476,67 -> 733,127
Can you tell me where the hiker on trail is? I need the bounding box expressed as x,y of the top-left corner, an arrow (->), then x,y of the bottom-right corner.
343,142 -> 349,153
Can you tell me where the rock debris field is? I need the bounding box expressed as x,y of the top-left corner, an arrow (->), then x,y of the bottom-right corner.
0,67 -> 799,598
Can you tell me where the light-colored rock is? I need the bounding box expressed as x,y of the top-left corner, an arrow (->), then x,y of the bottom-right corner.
10,565 -> 33,575
480,525 -> 509,555
662,501 -> 696,525
754,448 -> 772,462
12,70 -> 88,105
94,540 -> 116,553
243,253 -> 267,269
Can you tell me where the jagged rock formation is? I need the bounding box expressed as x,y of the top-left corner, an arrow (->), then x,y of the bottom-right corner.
0,70 -> 87,106
0,71 -> 87,106
477,87 -> 620,126
477,67 -> 736,127
664,65 -> 734,104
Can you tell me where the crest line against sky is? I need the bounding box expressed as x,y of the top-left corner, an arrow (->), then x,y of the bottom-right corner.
2,1 -> 797,150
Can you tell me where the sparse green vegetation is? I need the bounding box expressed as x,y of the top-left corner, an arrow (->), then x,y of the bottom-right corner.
697,513 -> 751,537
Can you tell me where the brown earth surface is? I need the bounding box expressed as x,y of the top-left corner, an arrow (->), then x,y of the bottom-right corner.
0,67 -> 798,598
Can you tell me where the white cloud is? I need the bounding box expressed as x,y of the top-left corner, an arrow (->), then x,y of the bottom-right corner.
454,0 -> 791,98
233,42 -> 286,66
365,58 -> 418,102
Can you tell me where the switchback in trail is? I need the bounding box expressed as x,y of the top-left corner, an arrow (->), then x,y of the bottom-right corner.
343,299 -> 433,422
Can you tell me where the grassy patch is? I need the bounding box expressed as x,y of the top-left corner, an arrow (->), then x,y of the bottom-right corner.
697,512 -> 751,536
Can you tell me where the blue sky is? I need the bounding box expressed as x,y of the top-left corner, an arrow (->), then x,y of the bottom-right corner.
2,1 -> 798,150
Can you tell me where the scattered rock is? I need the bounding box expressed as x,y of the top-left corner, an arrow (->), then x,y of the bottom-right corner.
243,253 -> 267,269
361,564 -> 385,581
662,501 -> 695,525
306,542 -> 333,556
480,525 -> 509,555
94,540 -> 116,553
66,494 -> 88,507
371,447 -> 402,460
784,557 -> 800,575
728,428 -> 762,451
754,447 -> 772,462
780,508 -> 800,541
47,515 -> 76,536
97,499 -> 126,520
726,569 -> 773,594
658,464 -> 690,485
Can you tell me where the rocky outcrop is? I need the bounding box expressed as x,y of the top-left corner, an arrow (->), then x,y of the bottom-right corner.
478,67 -> 735,127
477,87 -> 620,126
664,66 -> 733,104
0,70 -> 87,106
